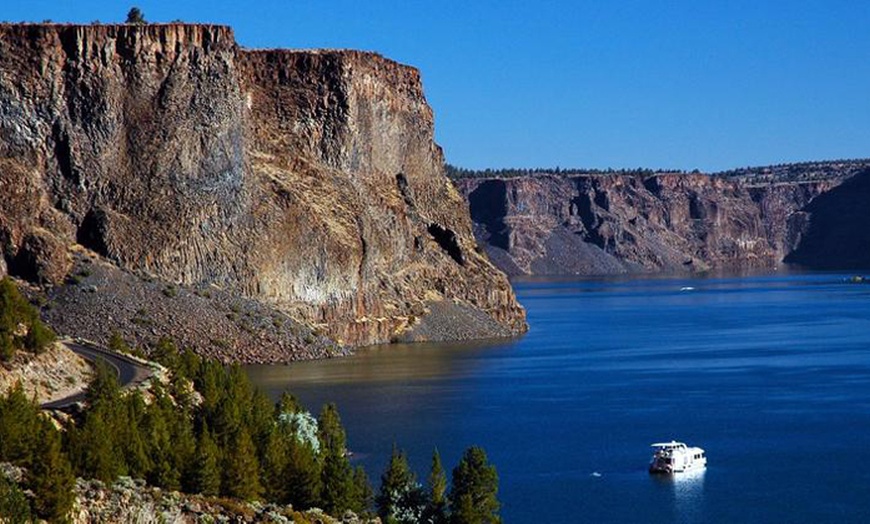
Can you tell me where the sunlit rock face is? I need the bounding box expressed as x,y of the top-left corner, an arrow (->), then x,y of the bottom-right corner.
0,23 -> 526,350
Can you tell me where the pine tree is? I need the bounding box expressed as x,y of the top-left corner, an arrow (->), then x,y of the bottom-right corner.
222,427 -> 263,501
284,436 -> 322,509
119,391 -> 151,479
426,448 -> 449,524
190,424 -> 221,496
211,364 -> 250,444
449,446 -> 501,524
247,388 -> 275,452
318,403 -> 356,514
125,7 -> 146,24
108,331 -> 130,354
28,421 -> 75,522
143,385 -> 182,489
260,427 -> 290,502
0,277 -> 55,361
277,391 -> 304,415
377,445 -> 417,521
151,337 -> 180,371
0,475 -> 31,522
85,358 -> 121,408
0,382 -> 43,466
66,358 -> 132,482
351,465 -> 374,514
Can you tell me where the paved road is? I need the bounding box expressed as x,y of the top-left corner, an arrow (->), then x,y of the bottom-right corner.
41,341 -> 154,410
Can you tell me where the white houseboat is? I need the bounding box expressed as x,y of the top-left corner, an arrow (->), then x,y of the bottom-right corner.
649,441 -> 706,474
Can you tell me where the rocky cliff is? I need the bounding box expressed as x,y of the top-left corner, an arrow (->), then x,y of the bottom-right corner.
0,23 -> 526,356
455,171 -> 847,276
784,169 -> 870,269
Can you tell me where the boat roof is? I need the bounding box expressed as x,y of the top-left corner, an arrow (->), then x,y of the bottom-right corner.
651,441 -> 687,448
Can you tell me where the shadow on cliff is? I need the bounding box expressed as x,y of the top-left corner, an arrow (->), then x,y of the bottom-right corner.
785,169 -> 870,270
467,180 -> 509,250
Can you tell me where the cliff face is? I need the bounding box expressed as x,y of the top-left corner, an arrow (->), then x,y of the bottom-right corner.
236,49 -> 525,343
784,170 -> 870,269
0,24 -> 525,351
456,174 -> 836,276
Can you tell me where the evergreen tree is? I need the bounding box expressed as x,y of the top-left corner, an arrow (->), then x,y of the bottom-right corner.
143,384 -> 182,489
22,317 -> 55,355
318,403 -> 356,514
125,7 -> 146,24
84,358 -> 121,408
260,426 -> 290,502
119,391 -> 151,479
273,391 -> 322,507
176,348 -> 203,383
351,465 -> 374,515
0,475 -> 31,523
108,331 -> 130,354
377,445 -> 423,522
69,359 -> 128,482
222,427 -> 263,501
425,448 -> 449,524
277,391 -> 304,415
0,382 -> 43,466
69,406 -> 124,482
171,408 -> 197,489
284,436 -> 322,509
449,447 -> 501,524
0,277 -> 55,361
247,387 -> 275,453
29,421 -> 75,522
194,358 -> 225,432
190,424 -> 221,496
211,364 -> 250,445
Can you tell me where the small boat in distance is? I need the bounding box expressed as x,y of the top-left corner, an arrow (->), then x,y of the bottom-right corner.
649,441 -> 706,474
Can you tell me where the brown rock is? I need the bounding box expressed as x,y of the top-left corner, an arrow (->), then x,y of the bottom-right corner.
13,229 -> 72,284
456,173 -> 839,276
0,23 -> 526,350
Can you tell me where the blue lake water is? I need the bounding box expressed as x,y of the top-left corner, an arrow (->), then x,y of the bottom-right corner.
247,272 -> 870,523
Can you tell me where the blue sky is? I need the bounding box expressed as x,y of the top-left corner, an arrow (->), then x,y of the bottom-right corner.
5,1 -> 870,171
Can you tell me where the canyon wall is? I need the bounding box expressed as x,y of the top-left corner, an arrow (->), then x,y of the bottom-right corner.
456,173 -> 843,276
0,23 -> 526,352
784,170 -> 870,269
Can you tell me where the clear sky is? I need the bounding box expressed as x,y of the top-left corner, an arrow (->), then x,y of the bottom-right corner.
5,1 -> 870,172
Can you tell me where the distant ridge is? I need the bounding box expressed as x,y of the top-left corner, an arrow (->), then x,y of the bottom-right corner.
452,158 -> 870,276
446,158 -> 870,184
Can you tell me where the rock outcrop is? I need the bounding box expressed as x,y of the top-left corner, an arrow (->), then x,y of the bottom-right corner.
0,341 -> 90,404
455,171 -> 846,276
0,23 -> 526,353
69,477 -> 378,524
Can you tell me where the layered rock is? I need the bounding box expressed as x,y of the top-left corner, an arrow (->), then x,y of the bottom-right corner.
456,173 -> 840,276
0,23 -> 526,352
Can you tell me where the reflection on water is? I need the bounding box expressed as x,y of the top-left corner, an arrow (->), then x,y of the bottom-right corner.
246,338 -> 516,387
651,470 -> 706,524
